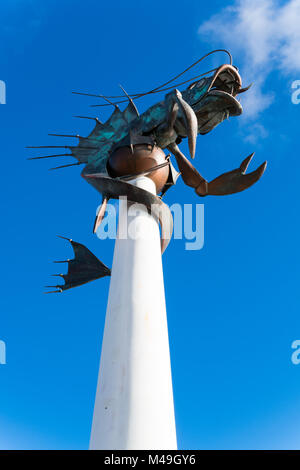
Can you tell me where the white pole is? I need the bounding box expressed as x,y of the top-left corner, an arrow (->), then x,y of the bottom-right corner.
89,176 -> 177,450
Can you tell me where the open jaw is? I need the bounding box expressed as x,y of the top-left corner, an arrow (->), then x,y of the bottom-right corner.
195,64 -> 246,134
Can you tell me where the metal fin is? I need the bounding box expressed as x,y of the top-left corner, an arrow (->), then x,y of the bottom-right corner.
47,237 -> 111,292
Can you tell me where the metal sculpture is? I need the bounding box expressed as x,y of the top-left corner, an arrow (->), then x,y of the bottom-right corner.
28,50 -> 267,292
46,236 -> 111,293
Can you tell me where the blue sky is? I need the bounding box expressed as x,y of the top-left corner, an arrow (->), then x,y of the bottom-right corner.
0,0 -> 300,450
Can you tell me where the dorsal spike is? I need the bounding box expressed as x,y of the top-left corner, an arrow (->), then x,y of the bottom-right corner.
99,94 -> 119,109
119,84 -> 139,118
27,154 -> 71,160
48,134 -> 81,138
104,106 -> 124,132
49,162 -> 83,171
26,145 -> 72,149
73,115 -> 102,122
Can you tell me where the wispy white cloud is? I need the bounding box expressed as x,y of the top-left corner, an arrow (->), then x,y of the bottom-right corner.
243,122 -> 269,144
198,0 -> 300,123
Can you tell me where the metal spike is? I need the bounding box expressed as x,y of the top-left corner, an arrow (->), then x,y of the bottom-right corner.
44,289 -> 63,294
27,154 -> 71,160
240,153 -> 254,174
72,91 -> 102,98
48,133 -> 81,138
72,89 -> 145,100
26,145 -> 72,149
49,162 -> 83,170
97,94 -> 119,109
73,115 -> 101,121
53,260 -> 70,263
57,235 -> 72,242
119,84 -> 139,116
237,83 -> 253,94
51,274 -> 64,278
90,100 -> 128,108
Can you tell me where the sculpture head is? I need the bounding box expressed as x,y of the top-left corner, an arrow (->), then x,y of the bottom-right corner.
183,64 -> 250,135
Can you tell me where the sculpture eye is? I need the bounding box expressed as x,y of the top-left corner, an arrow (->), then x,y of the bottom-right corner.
188,78 -> 205,90
197,78 -> 205,87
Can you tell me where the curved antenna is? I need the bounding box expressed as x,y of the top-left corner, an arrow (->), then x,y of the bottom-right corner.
73,68 -> 216,100
98,94 -> 119,109
90,68 -> 218,107
73,49 -> 233,107
135,49 -> 232,97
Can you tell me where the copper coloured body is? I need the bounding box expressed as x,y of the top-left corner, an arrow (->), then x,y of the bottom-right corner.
107,144 -> 170,194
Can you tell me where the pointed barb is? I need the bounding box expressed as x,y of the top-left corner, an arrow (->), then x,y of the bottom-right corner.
44,289 -> 63,294
49,162 -> 82,170
237,83 -> 253,94
244,160 -> 267,184
98,94 -> 119,109
26,145 -> 71,149
57,235 -> 72,242
72,91 -> 102,98
73,115 -> 101,122
90,100 -> 128,108
240,152 -> 255,174
48,133 -> 81,138
27,154 -> 71,160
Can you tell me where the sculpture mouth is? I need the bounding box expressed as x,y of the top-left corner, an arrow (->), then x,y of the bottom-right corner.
208,64 -> 242,96
195,64 -> 247,134
208,64 -> 243,115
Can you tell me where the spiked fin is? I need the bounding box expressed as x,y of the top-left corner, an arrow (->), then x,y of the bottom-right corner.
71,102 -> 140,173
45,237 -> 111,293
122,100 -> 139,123
29,98 -> 140,174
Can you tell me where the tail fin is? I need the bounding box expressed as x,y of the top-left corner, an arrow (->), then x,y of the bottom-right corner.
45,236 -> 111,293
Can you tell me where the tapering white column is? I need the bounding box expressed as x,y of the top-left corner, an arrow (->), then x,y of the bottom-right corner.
89,176 -> 177,450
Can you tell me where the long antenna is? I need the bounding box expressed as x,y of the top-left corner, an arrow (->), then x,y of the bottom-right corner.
72,49 -> 233,107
